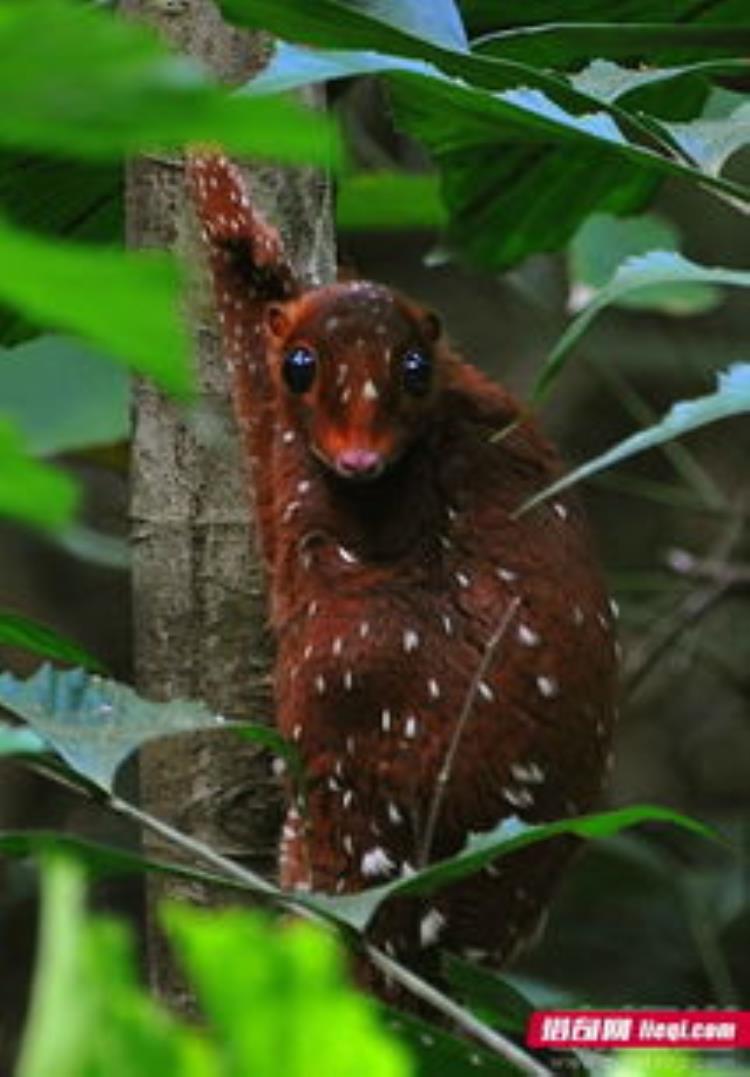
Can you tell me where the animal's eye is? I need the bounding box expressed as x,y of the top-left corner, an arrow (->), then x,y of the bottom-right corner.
401,350 -> 432,397
282,346 -> 317,394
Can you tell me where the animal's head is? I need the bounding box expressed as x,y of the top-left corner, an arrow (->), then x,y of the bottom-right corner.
266,282 -> 444,481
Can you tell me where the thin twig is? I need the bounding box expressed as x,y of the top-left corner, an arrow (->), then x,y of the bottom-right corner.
666,547 -> 750,589
624,509 -> 746,698
105,791 -> 549,1076
418,598 -> 522,868
624,584 -> 727,698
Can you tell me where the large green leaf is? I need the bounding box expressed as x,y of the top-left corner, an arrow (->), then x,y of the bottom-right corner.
475,23 -> 750,68
534,252 -> 750,400
0,418 -> 78,530
219,0 -> 468,61
523,363 -> 750,513
0,0 -> 339,165
460,0 -> 750,38
309,806 -> 713,932
0,610 -> 104,671
0,830 -> 254,896
0,665 -> 233,792
0,217 -> 191,397
16,857 -> 216,1077
0,336 -> 129,456
164,905 -> 411,1077
0,154 -> 121,245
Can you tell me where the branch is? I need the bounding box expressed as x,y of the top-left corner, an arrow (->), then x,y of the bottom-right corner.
665,547 -> 750,590
624,508 -> 746,697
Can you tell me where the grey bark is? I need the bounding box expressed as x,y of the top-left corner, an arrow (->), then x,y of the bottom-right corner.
123,0 -> 334,1009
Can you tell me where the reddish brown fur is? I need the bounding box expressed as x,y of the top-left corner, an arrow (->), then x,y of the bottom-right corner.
187,152 -> 617,979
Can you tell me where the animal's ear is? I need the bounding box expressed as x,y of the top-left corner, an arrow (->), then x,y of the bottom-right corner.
422,309 -> 442,343
266,302 -> 292,341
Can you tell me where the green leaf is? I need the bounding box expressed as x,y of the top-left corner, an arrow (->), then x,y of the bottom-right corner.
475,23 -> 750,68
165,904 -> 412,1077
442,955 -> 533,1035
666,100 -> 750,175
242,42 -> 400,97
569,214 -> 721,315
0,155 -> 121,345
534,252 -> 750,400
0,830 -> 255,896
343,0 -> 469,52
0,0 -> 339,165
219,0 -> 463,58
0,337 -> 129,456
16,857 -> 217,1077
383,1007 -> 509,1075
0,664 -> 232,792
522,363 -> 750,512
569,57 -> 747,106
310,805 -> 713,931
0,216 -> 192,398
0,418 -> 78,530
461,0 -> 750,38
0,153 -> 121,245
0,610 -> 104,671
336,172 -> 447,231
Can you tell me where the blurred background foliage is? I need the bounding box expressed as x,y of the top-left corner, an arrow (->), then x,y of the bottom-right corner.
0,0 -> 749,1073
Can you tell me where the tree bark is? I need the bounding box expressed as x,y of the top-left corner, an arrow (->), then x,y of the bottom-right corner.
124,0 -> 334,1010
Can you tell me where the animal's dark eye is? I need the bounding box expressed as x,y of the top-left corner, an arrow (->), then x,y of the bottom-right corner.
401,350 -> 432,398
282,346 -> 317,394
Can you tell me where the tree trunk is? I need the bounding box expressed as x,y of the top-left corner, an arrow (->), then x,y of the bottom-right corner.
124,0 -> 334,1011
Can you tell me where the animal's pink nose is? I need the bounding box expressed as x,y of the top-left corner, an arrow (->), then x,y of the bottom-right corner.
334,448 -> 384,479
